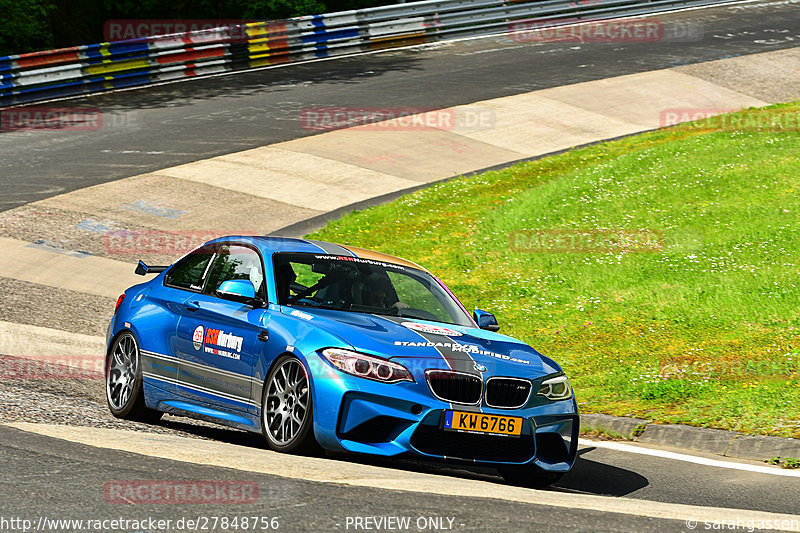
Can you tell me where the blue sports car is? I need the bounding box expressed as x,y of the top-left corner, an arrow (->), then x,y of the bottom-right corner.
105,236 -> 578,485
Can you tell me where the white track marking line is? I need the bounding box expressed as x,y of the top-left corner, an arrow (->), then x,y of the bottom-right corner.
580,438 -> 800,477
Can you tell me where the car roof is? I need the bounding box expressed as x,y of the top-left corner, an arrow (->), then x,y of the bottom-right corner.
208,236 -> 430,273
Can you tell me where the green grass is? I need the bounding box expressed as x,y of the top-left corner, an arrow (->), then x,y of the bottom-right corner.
309,102 -> 800,439
765,456 -> 800,469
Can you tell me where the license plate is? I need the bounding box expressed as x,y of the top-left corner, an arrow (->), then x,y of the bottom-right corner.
442,411 -> 523,437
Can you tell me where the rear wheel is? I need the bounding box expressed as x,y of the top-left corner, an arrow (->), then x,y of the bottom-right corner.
262,355 -> 320,454
498,464 -> 564,488
106,332 -> 162,423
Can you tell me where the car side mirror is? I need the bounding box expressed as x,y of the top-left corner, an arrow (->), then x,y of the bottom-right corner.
473,308 -> 500,332
217,279 -> 260,306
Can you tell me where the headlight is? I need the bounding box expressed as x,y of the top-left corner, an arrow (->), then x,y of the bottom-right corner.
538,375 -> 573,401
320,348 -> 415,384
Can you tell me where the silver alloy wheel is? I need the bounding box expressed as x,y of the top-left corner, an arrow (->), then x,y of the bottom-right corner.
107,333 -> 138,411
265,358 -> 309,446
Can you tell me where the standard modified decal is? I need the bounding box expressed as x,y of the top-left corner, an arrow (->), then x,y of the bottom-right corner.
393,340 -> 530,365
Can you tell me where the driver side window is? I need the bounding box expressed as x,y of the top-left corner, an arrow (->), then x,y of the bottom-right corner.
204,244 -> 266,299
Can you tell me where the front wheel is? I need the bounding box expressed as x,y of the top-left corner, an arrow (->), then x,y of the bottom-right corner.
105,332 -> 162,423
498,464 -> 564,488
262,355 -> 320,454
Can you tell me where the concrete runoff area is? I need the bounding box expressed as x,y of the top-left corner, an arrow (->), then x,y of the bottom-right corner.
158,147 -> 421,211
0,237 -> 139,299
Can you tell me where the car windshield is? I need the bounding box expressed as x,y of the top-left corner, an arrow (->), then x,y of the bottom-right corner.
274,253 -> 473,327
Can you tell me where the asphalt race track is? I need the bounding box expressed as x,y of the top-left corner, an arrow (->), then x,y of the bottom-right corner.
2,1 -> 800,531
1,426 -> 687,532
3,422 -> 797,532
2,0 -> 800,211
1,419 -> 799,531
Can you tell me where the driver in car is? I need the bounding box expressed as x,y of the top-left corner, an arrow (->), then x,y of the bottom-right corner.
366,281 -> 409,311
368,288 -> 388,307
276,263 -> 297,304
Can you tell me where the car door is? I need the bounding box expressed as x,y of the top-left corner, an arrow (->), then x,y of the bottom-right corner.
175,243 -> 268,414
142,245 -> 216,395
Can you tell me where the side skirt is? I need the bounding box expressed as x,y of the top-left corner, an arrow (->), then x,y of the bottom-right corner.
143,381 -> 263,433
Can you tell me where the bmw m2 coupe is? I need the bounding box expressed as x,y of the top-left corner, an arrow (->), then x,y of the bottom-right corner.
106,236 -> 578,485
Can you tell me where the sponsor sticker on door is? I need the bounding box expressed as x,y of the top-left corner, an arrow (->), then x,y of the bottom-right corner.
196,326 -> 245,360
192,325 -> 204,351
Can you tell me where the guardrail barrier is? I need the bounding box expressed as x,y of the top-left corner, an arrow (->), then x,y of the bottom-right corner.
0,0 -> 733,107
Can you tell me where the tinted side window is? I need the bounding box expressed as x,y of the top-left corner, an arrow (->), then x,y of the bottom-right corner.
164,248 -> 214,291
204,245 -> 265,298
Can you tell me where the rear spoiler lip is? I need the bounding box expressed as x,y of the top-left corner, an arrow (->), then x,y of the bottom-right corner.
135,260 -> 168,276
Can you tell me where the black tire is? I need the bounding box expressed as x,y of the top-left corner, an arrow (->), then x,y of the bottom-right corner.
105,332 -> 162,423
262,355 -> 320,455
498,464 -> 564,488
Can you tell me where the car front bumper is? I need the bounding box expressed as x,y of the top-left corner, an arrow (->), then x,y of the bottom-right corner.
308,357 -> 579,471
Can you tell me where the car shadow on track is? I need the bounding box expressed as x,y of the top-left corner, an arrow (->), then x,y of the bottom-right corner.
153,417 -> 649,497
350,447 -> 649,497
554,448 -> 649,496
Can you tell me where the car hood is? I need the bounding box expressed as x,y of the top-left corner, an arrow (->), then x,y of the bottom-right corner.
280,306 -> 560,378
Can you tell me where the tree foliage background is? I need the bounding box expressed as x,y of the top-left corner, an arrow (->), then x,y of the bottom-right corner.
0,0 -> 400,56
